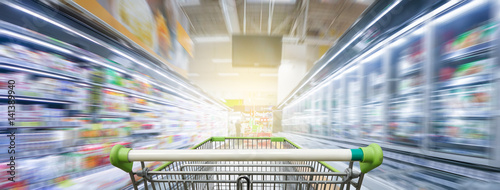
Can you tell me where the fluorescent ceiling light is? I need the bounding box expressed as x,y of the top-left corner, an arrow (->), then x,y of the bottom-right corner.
193,36 -> 231,43
7,3 -> 101,45
218,73 -> 239,76
212,59 -> 232,63
436,0 -> 485,24
0,65 -> 72,80
391,38 -> 407,47
0,30 -> 72,55
15,97 -> 70,104
362,49 -> 384,63
188,73 -> 200,77
260,73 -> 279,77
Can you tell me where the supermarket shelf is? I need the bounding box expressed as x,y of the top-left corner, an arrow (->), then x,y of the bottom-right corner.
435,149 -> 486,157
364,100 -> 383,105
40,165 -> 116,189
437,74 -> 493,89
0,124 -> 81,129
0,95 -> 76,104
391,115 -> 424,121
436,110 -> 494,118
372,80 -> 384,87
440,41 -> 494,62
398,87 -> 422,96
105,84 -> 177,107
390,94 -> 422,102
391,118 -> 423,123
70,113 -> 130,118
0,57 -> 84,80
129,105 -> 160,112
131,129 -> 163,134
69,165 -> 116,181
0,147 -> 74,162
399,62 -> 423,76
130,117 -> 161,122
434,141 -> 490,148
99,112 -> 130,118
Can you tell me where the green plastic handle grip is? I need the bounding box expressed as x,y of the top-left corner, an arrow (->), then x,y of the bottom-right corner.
110,144 -> 133,173
359,143 -> 383,173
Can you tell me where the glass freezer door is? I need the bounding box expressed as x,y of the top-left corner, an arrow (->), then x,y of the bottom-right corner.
388,32 -> 425,147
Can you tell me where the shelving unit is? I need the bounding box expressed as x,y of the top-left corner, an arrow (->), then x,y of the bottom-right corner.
282,0 -> 500,171
0,7 -> 229,189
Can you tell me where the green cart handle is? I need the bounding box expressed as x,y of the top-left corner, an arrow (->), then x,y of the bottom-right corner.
110,141 -> 383,174
358,143 -> 383,173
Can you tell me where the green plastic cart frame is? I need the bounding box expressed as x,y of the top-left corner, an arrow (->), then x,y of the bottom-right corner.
110,137 -> 383,190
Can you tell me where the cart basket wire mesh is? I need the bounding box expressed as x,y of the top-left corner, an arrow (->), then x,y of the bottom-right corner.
110,137 -> 383,190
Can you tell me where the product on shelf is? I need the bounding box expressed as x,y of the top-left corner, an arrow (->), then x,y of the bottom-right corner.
399,73 -> 422,92
0,43 -> 82,77
105,68 -> 124,87
101,89 -> 129,116
440,59 -> 492,82
0,104 -> 82,127
442,21 -> 497,54
398,39 -> 424,72
433,119 -> 489,145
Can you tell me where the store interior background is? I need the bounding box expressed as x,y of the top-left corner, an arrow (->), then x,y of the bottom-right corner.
0,0 -> 499,189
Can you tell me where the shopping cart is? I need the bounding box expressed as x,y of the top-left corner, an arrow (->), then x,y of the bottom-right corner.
110,137 -> 383,190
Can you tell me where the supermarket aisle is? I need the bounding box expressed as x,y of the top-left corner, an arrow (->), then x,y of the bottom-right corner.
0,1 -> 230,189
280,132 -> 498,190
2,0 -> 500,189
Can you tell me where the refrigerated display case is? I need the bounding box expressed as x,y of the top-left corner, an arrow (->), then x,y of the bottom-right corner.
343,66 -> 361,139
312,86 -> 328,136
361,53 -> 385,142
430,1 -> 496,158
388,29 -> 426,147
280,0 -> 500,172
329,78 -> 342,138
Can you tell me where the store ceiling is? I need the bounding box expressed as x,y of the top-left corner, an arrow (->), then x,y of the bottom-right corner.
180,0 -> 373,45
182,0 -> 374,106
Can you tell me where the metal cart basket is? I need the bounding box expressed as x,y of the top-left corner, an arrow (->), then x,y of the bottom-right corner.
110,137 -> 383,190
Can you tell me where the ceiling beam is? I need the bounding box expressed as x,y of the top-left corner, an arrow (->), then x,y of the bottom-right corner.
300,0 -> 309,41
244,0 -> 247,34
289,0 -> 307,37
220,0 -> 241,34
267,0 -> 275,35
